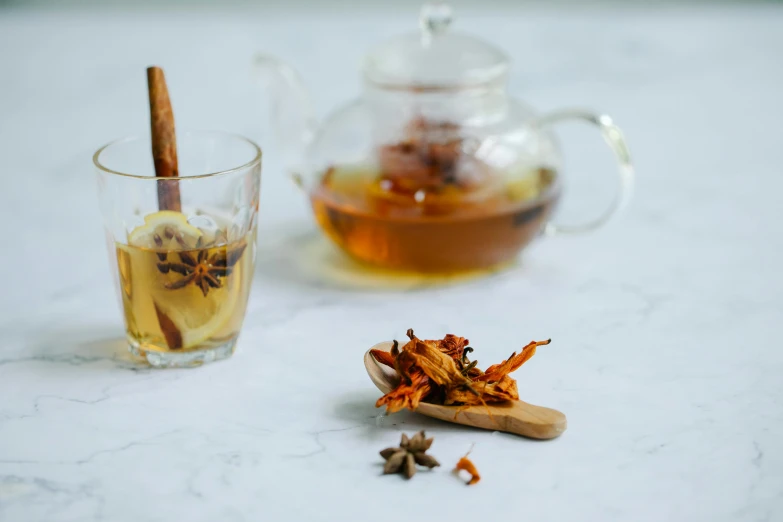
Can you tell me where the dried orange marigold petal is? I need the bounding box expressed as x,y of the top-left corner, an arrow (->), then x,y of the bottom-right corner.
370,349 -> 395,369
454,455 -> 480,485
375,370 -> 432,413
476,339 -> 550,383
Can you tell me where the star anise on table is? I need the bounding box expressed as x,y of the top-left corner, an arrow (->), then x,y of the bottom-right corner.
380,431 -> 440,479
157,241 -> 247,297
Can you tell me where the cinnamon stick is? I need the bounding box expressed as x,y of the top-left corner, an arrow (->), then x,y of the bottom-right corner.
147,66 -> 182,212
153,301 -> 183,350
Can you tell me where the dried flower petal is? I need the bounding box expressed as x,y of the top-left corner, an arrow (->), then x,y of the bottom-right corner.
455,455 -> 480,485
427,334 -> 470,361
374,329 -> 550,414
406,340 -> 469,388
370,349 -> 396,369
375,370 -> 431,413
477,339 -> 550,383
445,375 -> 519,405
377,118 -> 475,193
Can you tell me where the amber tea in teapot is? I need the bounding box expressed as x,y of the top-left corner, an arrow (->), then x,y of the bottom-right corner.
311,117 -> 558,272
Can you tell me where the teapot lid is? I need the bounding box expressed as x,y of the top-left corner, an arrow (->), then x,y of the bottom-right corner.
363,3 -> 509,90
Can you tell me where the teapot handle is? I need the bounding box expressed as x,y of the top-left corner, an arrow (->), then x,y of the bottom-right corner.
535,109 -> 634,235
253,54 -> 317,184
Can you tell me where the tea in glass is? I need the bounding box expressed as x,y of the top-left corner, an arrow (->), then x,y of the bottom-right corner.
115,212 -> 254,361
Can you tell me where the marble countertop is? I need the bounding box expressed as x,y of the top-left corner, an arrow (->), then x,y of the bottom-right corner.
1,4 -> 782,521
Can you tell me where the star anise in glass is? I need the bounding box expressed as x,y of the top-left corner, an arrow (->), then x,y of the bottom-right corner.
157,241 -> 247,297
380,430 -> 440,479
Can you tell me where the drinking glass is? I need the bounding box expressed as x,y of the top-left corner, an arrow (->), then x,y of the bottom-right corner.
95,131 -> 261,367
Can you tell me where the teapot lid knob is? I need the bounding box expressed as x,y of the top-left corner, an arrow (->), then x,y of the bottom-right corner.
420,2 -> 453,41
363,2 -> 508,89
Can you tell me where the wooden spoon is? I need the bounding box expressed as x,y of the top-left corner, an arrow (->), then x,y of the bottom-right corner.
364,342 -> 567,440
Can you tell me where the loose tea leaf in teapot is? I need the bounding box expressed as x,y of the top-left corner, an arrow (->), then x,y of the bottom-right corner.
378,117 -> 490,193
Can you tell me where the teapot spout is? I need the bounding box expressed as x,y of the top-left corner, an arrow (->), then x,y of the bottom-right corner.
254,54 -> 317,184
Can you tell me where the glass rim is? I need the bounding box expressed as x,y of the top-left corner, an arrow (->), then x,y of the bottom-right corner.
93,130 -> 262,181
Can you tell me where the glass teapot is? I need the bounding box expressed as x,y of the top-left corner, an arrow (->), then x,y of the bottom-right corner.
257,3 -> 633,273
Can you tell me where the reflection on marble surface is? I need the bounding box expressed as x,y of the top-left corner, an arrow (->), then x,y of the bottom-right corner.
256,228 -> 524,291
1,4 -> 782,522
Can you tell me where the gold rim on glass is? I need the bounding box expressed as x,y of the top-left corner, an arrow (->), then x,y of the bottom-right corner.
93,130 -> 262,180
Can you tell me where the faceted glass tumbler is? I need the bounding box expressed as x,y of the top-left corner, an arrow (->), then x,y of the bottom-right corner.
94,131 -> 261,368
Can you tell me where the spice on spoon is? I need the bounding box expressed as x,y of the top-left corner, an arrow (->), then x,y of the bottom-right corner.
372,329 -> 550,413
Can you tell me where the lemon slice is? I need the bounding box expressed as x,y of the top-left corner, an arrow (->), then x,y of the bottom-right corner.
128,211 -> 203,249
154,260 -> 243,349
